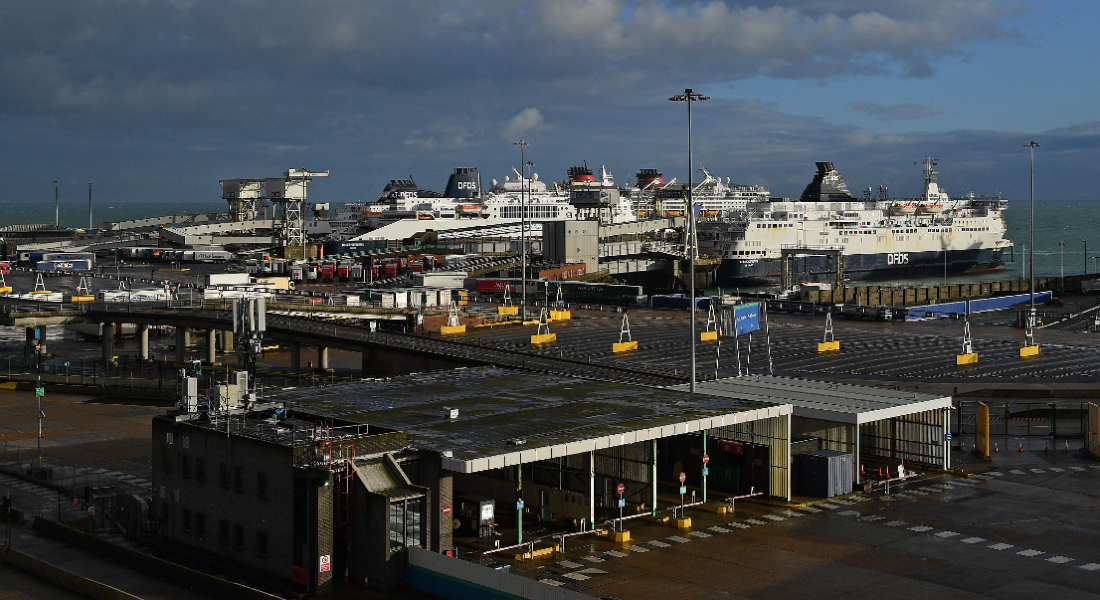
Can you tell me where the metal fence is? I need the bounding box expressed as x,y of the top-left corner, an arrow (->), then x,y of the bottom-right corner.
956,401 -> 1090,439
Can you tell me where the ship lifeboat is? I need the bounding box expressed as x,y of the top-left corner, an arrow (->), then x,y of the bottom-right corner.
456,204 -> 482,214
915,204 -> 943,215
891,204 -> 918,216
703,210 -> 720,217
417,212 -> 435,220
665,210 -> 682,217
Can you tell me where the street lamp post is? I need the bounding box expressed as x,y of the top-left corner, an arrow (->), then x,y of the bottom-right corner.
54,180 -> 59,227
88,182 -> 94,230
514,139 -> 529,320
670,88 -> 710,392
1024,141 -> 1040,347
1059,241 -> 1065,291
1085,241 -> 1089,276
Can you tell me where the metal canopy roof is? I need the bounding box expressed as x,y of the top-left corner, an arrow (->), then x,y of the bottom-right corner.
275,367 -> 790,474
672,375 -> 951,425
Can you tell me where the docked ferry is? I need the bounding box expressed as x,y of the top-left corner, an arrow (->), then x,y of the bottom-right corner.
696,158 -> 1012,284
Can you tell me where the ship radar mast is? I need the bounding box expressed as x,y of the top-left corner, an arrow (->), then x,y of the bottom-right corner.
918,156 -> 938,184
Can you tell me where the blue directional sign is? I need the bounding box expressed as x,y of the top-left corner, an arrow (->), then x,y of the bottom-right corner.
734,303 -> 760,336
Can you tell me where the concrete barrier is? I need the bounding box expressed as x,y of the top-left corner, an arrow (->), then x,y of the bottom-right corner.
408,546 -> 591,600
1,546 -> 142,600
31,517 -> 290,600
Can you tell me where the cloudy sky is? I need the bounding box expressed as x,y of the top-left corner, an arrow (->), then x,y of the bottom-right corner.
3,0 -> 1098,207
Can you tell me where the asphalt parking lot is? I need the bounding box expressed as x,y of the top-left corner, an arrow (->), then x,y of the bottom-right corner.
496,453 -> 1100,600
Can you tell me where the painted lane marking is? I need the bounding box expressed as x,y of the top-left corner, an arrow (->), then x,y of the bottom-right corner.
1047,556 -> 1073,564
1017,549 -> 1044,557
960,537 -> 986,544
989,543 -> 1014,551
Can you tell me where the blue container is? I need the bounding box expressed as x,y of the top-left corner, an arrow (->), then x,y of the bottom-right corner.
651,294 -> 690,310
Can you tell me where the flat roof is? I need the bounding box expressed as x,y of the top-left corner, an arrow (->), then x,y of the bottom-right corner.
672,375 -> 951,425
273,367 -> 790,474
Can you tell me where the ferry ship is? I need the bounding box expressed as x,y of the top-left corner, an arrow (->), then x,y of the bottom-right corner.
696,158 -> 1012,284
629,167 -> 770,218
351,164 -> 636,242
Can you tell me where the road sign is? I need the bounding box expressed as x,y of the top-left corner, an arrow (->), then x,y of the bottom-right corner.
702,454 -> 710,465
35,387 -> 44,397
679,486 -> 687,495
946,433 -> 952,441
617,483 -> 625,495
517,499 -> 524,510
87,506 -> 95,517
702,468 -> 710,477
319,554 -> 331,573
442,504 -> 452,517
679,472 -> 686,483
64,362 -> 70,367
617,499 -> 625,508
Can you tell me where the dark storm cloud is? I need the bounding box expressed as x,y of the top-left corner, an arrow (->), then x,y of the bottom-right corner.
0,0 -> 1042,205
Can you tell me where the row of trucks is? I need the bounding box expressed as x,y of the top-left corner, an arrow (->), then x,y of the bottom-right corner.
109,248 -> 233,262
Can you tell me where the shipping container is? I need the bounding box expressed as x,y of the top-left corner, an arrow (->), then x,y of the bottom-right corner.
475,279 -> 518,294
412,273 -> 468,289
651,294 -> 692,310
206,273 -> 251,287
795,450 -> 852,498
380,291 -> 408,309
36,260 -> 93,271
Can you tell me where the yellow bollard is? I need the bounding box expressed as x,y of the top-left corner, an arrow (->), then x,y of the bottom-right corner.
439,325 -> 466,335
817,341 -> 840,352
612,341 -> 638,353
956,352 -> 978,365
530,333 -> 556,345
700,331 -> 718,342
1019,345 -> 1040,358
497,306 -> 519,316
549,310 -> 571,321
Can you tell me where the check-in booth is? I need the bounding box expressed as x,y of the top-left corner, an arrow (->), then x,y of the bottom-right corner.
685,376 -> 953,485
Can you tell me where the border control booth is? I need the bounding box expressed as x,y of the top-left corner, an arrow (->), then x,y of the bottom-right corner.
679,376 -> 953,492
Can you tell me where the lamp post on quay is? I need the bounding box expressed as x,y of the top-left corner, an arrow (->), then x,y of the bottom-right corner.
669,88 -> 709,393
1024,141 -> 1040,348
514,139 -> 529,320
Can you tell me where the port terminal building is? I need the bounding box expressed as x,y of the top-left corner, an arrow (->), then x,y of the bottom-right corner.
149,367 -> 947,595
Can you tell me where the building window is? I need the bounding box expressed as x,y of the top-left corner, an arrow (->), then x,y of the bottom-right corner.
196,457 -> 206,482
182,509 -> 192,533
219,520 -> 230,545
234,524 -> 244,550
219,463 -> 229,489
257,473 -> 268,499
196,513 -> 206,538
161,448 -> 172,473
182,454 -> 191,479
388,498 -> 423,550
234,467 -> 244,493
257,531 -> 268,557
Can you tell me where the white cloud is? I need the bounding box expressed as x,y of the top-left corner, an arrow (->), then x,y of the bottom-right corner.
501,108 -> 545,139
